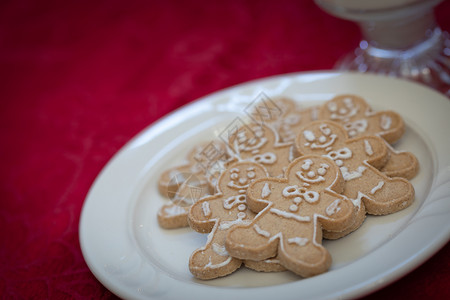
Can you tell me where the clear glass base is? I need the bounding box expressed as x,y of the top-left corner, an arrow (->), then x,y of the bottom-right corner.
336,28 -> 450,96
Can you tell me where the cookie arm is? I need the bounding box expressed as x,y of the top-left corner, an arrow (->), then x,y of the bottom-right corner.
188,196 -> 219,233
246,178 -> 284,213
347,135 -> 388,169
316,190 -> 356,232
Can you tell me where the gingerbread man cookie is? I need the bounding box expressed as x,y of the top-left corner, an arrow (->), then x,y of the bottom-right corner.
295,120 -> 415,238
225,123 -> 294,177
318,94 -> 419,179
157,141 -> 231,229
225,155 -> 356,277
188,161 -> 284,279
157,179 -> 209,229
248,96 -> 319,143
158,141 -> 229,198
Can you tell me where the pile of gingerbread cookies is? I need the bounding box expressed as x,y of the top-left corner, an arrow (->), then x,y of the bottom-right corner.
156,94 -> 418,280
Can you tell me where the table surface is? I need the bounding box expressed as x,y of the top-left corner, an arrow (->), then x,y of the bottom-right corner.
1,0 -> 449,299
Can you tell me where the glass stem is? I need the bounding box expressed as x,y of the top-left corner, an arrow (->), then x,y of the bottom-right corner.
359,10 -> 437,50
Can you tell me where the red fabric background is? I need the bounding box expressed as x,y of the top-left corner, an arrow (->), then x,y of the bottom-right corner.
1,0 -> 449,298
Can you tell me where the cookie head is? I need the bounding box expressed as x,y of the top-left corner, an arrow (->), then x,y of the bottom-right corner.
229,124 -> 267,154
322,95 -> 369,122
286,155 -> 343,192
296,121 -> 347,154
221,162 -> 267,194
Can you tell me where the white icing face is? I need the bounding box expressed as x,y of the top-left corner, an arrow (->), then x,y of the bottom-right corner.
328,97 -> 359,122
343,119 -> 368,137
303,124 -> 337,150
225,165 -> 261,191
295,159 -> 330,184
234,126 -> 267,153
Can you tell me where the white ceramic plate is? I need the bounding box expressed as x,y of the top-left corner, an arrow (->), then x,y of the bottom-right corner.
79,72 -> 450,300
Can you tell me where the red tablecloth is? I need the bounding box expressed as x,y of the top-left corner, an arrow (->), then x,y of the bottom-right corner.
1,0 -> 449,298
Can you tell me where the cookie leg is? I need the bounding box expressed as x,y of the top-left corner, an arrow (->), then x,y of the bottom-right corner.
226,217 -> 279,262
189,226 -> 242,280
157,203 -> 189,229
277,224 -> 331,277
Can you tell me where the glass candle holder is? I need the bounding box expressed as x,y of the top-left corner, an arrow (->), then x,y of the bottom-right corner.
315,0 -> 450,96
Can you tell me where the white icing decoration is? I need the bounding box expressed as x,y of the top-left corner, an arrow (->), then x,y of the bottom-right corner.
302,159 -> 313,170
344,119 -> 368,137
253,224 -> 271,238
370,181 -> 385,194
351,191 -> 365,208
330,98 -> 358,121
237,212 -> 246,219
205,256 -> 232,269
310,134 -> 338,149
261,183 -> 271,199
318,163 -> 329,175
238,204 -> 246,211
380,114 -> 392,130
327,102 -> 337,112
287,237 -> 309,246
283,185 -> 320,203
326,199 -> 342,216
253,152 -> 277,164
340,166 -> 367,181
296,171 -> 325,183
364,139 -> 374,156
212,243 -> 228,256
319,124 -> 332,136
269,208 -> 310,222
326,147 -> 352,161
163,205 -> 187,216
239,136 -> 267,152
219,215 -> 250,230
202,202 -> 211,217
227,181 -> 249,190
307,171 -> 315,178
289,204 -> 298,212
303,130 -> 316,142
223,195 -> 246,209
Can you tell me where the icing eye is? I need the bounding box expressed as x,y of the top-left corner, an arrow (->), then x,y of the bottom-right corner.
301,159 -> 313,170
318,167 -> 327,175
247,171 -> 256,179
303,130 -> 316,142
328,102 -> 337,112
231,173 -> 239,180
